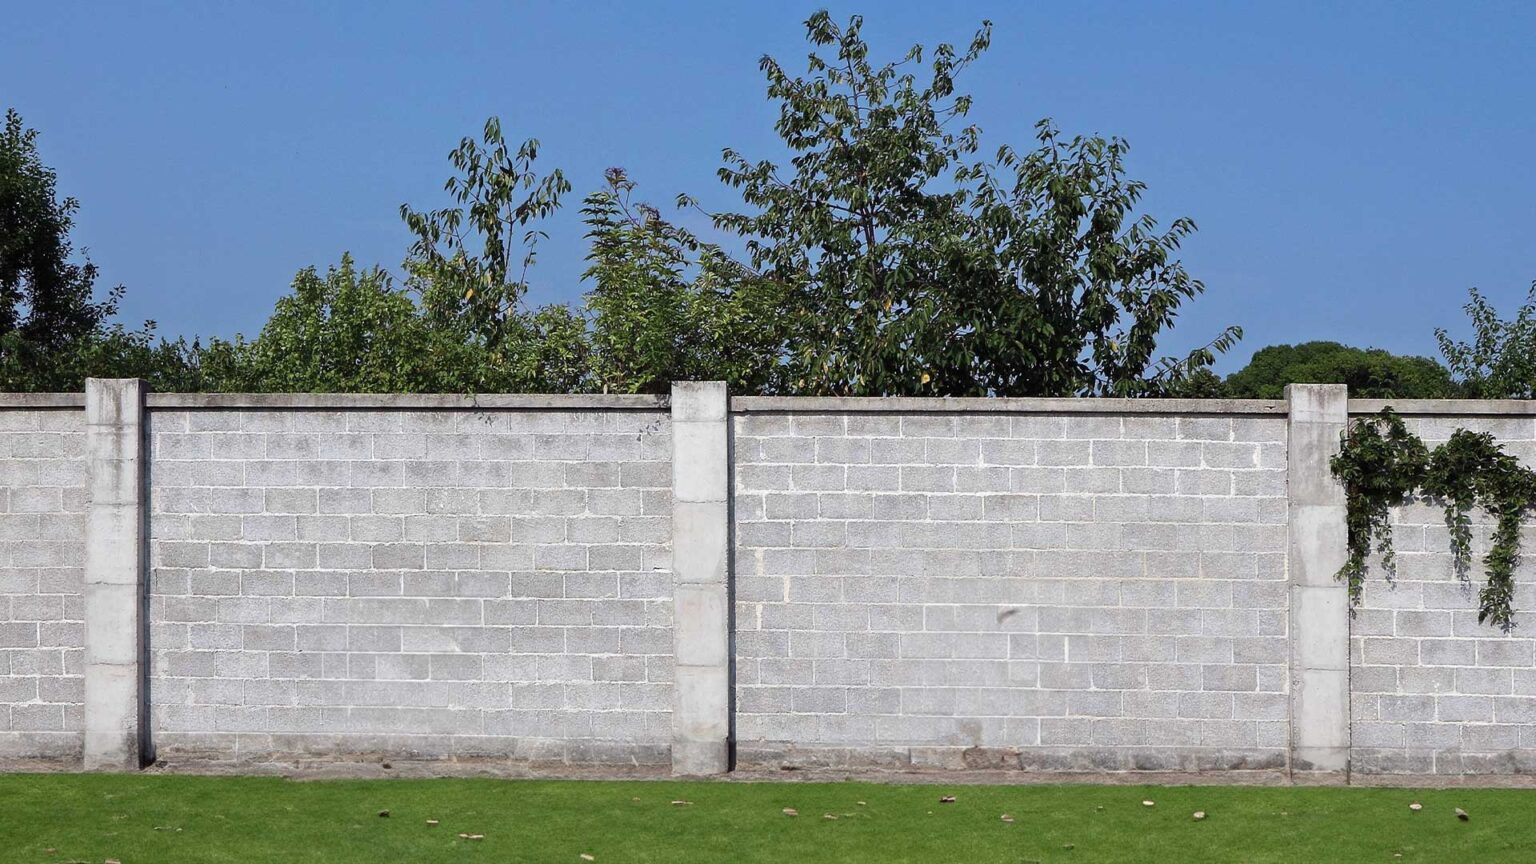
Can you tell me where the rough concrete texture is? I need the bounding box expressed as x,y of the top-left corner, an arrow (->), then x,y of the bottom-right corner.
8,384 -> 1536,781
1350,413 -> 1536,775
83,378 -> 149,771
144,407 -> 674,766
669,382 -> 730,775
731,409 -> 1291,773
1285,384 -> 1350,775
0,406 -> 87,762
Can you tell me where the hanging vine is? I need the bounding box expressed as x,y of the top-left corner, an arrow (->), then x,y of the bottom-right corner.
1331,408 -> 1536,631
1329,409 -> 1427,606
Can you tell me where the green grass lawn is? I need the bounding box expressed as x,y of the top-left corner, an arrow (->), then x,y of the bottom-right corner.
0,773 -> 1527,863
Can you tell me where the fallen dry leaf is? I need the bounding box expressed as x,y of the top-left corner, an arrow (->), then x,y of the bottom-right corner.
458,833 -> 485,840
1456,808 -> 1469,821
856,801 -> 867,806
782,808 -> 798,817
106,860 -> 122,864
1142,800 -> 1156,807
670,800 -> 692,806
580,855 -> 595,862
426,819 -> 439,827
939,796 -> 956,804
1000,814 -> 1015,823
1409,802 -> 1422,812
1192,811 -> 1206,821
823,814 -> 838,820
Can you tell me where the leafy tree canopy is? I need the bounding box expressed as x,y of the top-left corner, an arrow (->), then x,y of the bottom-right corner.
197,256 -> 452,393
3,12 -> 1254,397
401,118 -> 570,351
1223,341 -> 1454,400
583,168 -> 789,394
195,254 -> 594,395
0,109 -> 194,391
697,12 -> 1241,396
1436,283 -> 1536,399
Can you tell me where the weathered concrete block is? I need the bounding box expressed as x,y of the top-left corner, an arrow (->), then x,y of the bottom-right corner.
1285,384 -> 1349,775
83,380 -> 147,771
670,383 -> 730,775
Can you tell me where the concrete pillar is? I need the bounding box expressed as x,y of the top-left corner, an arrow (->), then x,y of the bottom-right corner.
83,379 -> 148,771
1285,383 -> 1350,777
669,382 -> 731,775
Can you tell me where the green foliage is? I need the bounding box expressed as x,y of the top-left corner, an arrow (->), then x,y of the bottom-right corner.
197,256 -> 448,393
1421,430 -> 1536,630
1224,341 -> 1454,399
401,117 -> 570,350
195,256 -> 593,395
968,121 -> 1243,396
0,108 -> 130,390
699,13 -> 1240,396
1332,408 -> 1536,630
6,12 -> 1256,398
582,169 -> 788,394
73,326 -> 205,392
1160,368 -> 1228,398
1329,409 -> 1428,605
196,117 -> 594,396
0,106 -> 207,392
1436,283 -> 1536,398
488,302 -> 592,395
391,116 -> 593,393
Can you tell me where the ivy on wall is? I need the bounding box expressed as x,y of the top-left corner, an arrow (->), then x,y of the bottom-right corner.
1331,408 -> 1536,631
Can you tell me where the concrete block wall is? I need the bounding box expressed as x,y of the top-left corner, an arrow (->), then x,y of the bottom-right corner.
0,400 -> 87,761
6,382 -> 1536,781
729,401 -> 1291,772
1348,408 -> 1536,775
145,401 -> 674,765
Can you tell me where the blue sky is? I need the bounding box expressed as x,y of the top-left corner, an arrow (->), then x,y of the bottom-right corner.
4,1 -> 1533,371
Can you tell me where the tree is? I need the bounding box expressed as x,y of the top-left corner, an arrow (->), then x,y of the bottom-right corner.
401,117 -> 569,349
399,116 -> 590,393
582,169 -> 788,394
697,13 -> 1240,397
0,107 -> 204,392
197,255 -> 450,393
0,108 -> 123,390
72,326 -> 204,392
1436,283 -> 1536,398
4,11 -> 1253,397
1162,367 -> 1227,398
483,302 -> 592,395
1224,341 -> 1454,399
193,254 -> 593,394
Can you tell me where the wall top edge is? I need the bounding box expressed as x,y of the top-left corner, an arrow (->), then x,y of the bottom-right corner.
17,392 -> 1532,415
0,394 -> 86,408
1348,399 -> 1536,416
143,393 -> 670,411
729,396 -> 1289,415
